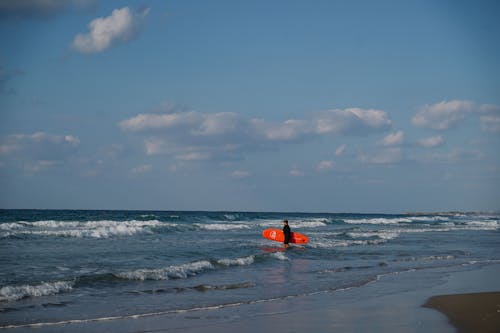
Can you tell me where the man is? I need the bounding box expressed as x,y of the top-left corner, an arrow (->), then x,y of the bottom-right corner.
283,219 -> 291,248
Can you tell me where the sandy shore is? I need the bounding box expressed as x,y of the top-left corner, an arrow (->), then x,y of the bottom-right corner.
424,292 -> 500,333
6,263 -> 500,333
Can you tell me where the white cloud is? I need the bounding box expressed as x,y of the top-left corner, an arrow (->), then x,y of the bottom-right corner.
24,160 -> 58,173
317,160 -> 335,172
130,164 -> 152,174
0,144 -> 16,155
250,108 -> 391,142
120,112 -> 201,132
120,106 -> 392,161
1,132 -> 80,157
412,100 -> 500,132
314,108 -> 392,135
412,100 -> 474,130
144,139 -> 167,156
254,118 -> 311,142
71,6 -> 149,54
335,144 -> 346,156
417,149 -> 484,164
0,132 -> 80,172
359,148 -> 402,165
418,135 -> 444,148
289,168 -> 305,177
378,130 -> 404,146
230,170 -> 251,179
480,115 -> 500,133
175,152 -> 211,161
195,113 -> 246,136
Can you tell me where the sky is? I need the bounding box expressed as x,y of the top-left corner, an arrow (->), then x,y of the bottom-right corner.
0,0 -> 499,213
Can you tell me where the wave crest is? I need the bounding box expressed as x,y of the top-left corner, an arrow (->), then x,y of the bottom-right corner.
115,260 -> 214,281
0,220 -> 166,239
217,255 -> 255,266
0,281 -> 74,302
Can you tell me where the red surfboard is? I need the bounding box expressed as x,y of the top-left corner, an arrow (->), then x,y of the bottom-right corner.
262,228 -> 309,244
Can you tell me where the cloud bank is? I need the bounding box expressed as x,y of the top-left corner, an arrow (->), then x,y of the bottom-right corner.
119,107 -> 392,161
412,100 -> 500,131
480,115 -> 500,133
418,135 -> 444,148
378,130 -> 404,146
0,132 -> 80,172
71,6 -> 150,54
359,148 -> 403,165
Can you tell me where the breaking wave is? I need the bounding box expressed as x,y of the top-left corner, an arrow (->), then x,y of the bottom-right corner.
217,255 -> 255,266
194,223 -> 250,231
115,260 -> 214,281
115,255 -> 259,281
343,217 -> 414,224
270,252 -> 289,261
0,255 -> 262,303
0,281 -> 74,302
257,218 -> 328,229
0,220 -> 166,239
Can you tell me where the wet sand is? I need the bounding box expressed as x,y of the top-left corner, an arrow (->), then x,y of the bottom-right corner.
424,292 -> 500,333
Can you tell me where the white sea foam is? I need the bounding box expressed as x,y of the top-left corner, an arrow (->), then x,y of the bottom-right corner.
347,231 -> 400,240
0,220 -> 166,238
308,237 -> 388,248
115,260 -> 214,281
342,215 -> 456,225
464,220 -> 499,230
395,255 -> 457,262
387,220 -> 499,234
424,255 -> 456,261
195,223 -> 250,231
257,218 -> 328,228
0,281 -> 74,302
343,217 -> 413,224
411,216 -> 451,222
217,255 -> 255,266
270,252 -> 289,261
0,222 -> 29,230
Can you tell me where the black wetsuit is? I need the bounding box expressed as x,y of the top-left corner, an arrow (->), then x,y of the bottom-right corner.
283,224 -> 291,245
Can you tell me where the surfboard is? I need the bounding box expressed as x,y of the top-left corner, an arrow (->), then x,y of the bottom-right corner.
262,228 -> 309,244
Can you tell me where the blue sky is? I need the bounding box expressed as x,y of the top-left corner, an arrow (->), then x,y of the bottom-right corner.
1,0 -> 499,212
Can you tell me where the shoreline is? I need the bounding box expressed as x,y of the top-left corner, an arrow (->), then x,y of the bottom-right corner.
6,262 -> 498,333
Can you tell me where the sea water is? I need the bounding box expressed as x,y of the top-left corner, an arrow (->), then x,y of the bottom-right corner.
0,210 -> 499,329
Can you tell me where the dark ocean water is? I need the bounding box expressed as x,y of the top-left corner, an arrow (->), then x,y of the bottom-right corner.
0,210 -> 499,329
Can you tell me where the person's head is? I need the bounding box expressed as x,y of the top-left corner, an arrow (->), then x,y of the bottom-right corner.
283,219 -> 288,225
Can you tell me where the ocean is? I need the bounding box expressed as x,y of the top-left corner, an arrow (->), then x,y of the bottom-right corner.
0,210 -> 499,330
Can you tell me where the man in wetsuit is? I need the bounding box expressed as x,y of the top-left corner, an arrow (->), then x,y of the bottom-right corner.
283,219 -> 291,248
